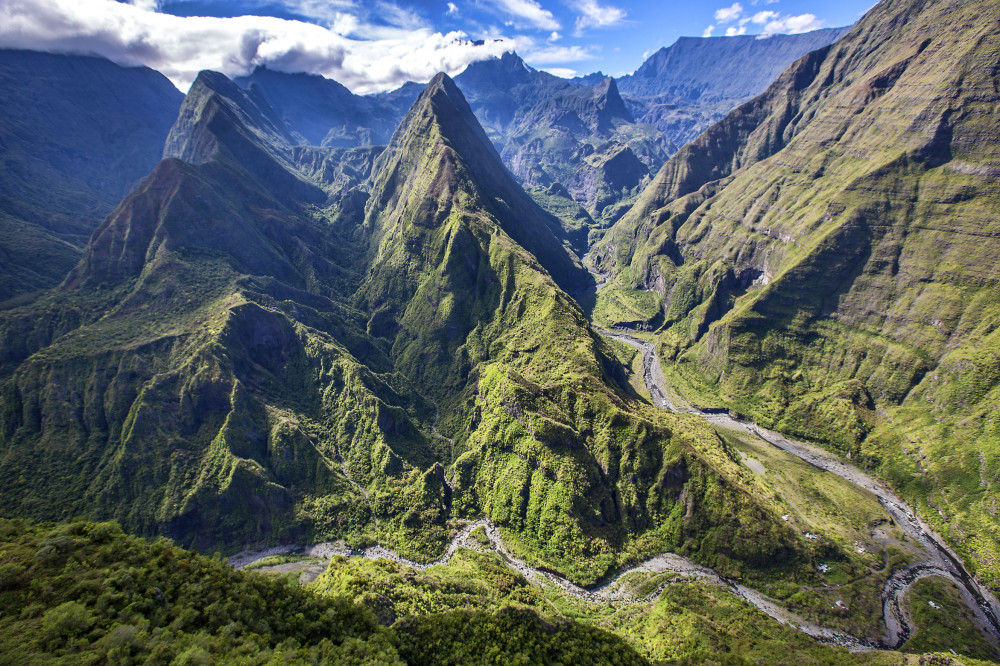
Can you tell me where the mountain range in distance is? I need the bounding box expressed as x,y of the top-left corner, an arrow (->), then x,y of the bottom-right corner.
2,2 -> 1000,664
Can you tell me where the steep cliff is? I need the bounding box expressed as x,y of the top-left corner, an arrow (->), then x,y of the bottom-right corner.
592,0 -> 1000,589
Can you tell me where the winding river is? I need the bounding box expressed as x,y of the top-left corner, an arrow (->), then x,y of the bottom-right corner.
602,328 -> 1000,651
233,327 -> 1000,654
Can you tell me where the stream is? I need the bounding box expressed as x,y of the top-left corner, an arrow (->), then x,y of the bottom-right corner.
602,328 -> 1000,651
231,323 -> 1000,654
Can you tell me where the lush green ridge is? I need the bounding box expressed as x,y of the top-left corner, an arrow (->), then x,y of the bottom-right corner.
0,68 -> 819,593
590,0 -> 1000,590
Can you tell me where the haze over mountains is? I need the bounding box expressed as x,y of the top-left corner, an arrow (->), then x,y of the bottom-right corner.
2,3 -> 1000,663
0,50 -> 182,302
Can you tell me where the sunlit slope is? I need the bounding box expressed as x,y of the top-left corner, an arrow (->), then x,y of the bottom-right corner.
0,69 -> 820,589
591,0 -> 1000,588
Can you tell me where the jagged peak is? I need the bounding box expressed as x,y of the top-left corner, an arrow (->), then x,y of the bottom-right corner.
163,69 -> 293,164
499,51 -> 531,72
592,76 -> 621,100
388,72 -> 499,162
457,51 -> 537,84
590,76 -> 633,124
368,71 -> 588,293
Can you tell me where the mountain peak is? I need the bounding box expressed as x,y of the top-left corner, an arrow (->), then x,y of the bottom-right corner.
368,71 -> 587,293
499,51 -> 531,72
593,76 -> 625,104
589,76 -> 633,128
391,71 -> 500,166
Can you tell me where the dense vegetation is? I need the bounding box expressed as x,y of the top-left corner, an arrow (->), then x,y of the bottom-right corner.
2,518 -> 993,665
309,541 -> 994,665
0,518 -> 648,665
1,0 -> 998,662
0,65 -> 818,594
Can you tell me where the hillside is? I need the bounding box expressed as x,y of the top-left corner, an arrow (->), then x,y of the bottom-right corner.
0,68 -> 819,593
591,0 -> 1000,592
0,50 -> 183,302
0,518 -> 647,665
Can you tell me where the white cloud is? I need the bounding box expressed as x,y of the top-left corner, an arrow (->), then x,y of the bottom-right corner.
573,0 -> 626,32
446,2 -> 459,16
725,25 -> 747,36
702,24 -> 715,37
540,66 -> 575,78
548,31 -> 562,41
488,0 -> 560,31
761,13 -> 824,35
0,0 -> 515,93
751,10 -> 779,23
714,3 -> 743,23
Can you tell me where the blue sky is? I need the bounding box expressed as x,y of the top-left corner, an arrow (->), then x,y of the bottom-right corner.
0,0 -> 878,91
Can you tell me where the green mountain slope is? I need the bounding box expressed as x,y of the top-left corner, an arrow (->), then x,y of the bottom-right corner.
0,67 -> 817,591
0,50 -> 183,302
591,0 -> 1000,590
383,54 -> 671,230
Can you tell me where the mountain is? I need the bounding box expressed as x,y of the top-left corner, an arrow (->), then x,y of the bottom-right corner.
0,50 -> 183,302
379,36 -> 852,231
234,66 -> 400,146
0,67 -> 810,593
451,55 -> 670,226
591,0 -> 1000,590
617,28 -> 850,149
618,29 -> 852,101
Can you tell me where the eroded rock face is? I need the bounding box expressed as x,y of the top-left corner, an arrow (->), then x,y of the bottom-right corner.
567,144 -> 651,219
618,28 -> 851,146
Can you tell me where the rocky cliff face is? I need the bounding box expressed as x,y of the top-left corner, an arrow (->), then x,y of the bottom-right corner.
618,28 -> 851,148
592,0 -> 1000,590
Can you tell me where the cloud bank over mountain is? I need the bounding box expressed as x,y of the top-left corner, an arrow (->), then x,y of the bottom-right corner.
0,0 -> 514,92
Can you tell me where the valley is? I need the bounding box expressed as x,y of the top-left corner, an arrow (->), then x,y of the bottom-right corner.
1,0 -> 999,662
234,318 -> 1000,658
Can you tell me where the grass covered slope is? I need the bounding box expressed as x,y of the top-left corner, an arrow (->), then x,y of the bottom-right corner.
0,518 -> 648,665
0,69 -> 818,591
355,73 -> 815,585
0,71 -> 445,557
590,0 -> 1000,589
